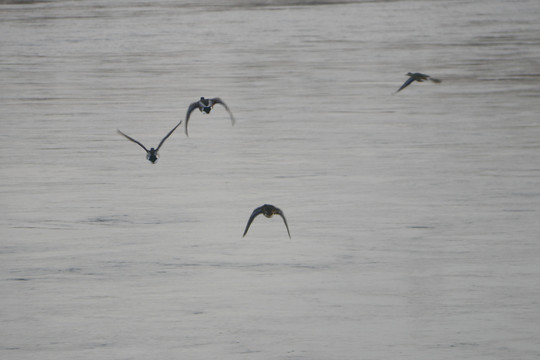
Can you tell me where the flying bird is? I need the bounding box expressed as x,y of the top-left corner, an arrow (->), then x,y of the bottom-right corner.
117,121 -> 182,163
185,97 -> 235,136
243,204 -> 291,239
395,72 -> 441,93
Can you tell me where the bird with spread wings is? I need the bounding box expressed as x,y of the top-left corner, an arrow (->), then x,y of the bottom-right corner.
184,97 -> 235,136
396,72 -> 441,93
243,204 -> 291,239
117,120 -> 182,163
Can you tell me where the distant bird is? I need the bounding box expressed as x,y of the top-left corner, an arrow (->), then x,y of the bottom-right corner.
243,204 -> 291,239
395,72 -> 441,93
117,121 -> 182,163
185,97 -> 235,136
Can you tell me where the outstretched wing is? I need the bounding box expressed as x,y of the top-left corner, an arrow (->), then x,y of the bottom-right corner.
156,120 -> 183,151
212,98 -> 236,126
275,208 -> 291,239
117,129 -> 149,153
396,76 -> 415,93
243,206 -> 264,238
184,101 -> 200,137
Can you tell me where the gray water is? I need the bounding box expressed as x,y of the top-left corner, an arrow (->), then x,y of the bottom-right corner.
1,1 -> 540,359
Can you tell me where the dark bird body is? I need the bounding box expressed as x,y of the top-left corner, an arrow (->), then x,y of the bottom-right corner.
243,204 -> 291,239
396,72 -> 441,93
117,120 -> 182,163
185,97 -> 235,136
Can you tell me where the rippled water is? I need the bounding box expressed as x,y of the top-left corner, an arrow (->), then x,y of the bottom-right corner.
1,1 -> 540,359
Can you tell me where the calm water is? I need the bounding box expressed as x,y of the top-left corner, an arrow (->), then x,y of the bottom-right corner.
1,1 -> 540,359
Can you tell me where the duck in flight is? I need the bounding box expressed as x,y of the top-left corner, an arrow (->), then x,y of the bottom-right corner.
243,204 -> 291,239
185,97 -> 235,136
117,120 -> 182,163
396,72 -> 441,93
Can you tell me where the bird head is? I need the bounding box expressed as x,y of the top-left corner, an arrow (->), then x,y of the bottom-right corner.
147,149 -> 159,163
261,205 -> 275,218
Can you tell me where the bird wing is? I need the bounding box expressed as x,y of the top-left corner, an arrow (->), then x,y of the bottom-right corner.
117,129 -> 149,153
212,98 -> 236,126
396,76 -> 415,93
156,120 -> 182,151
275,208 -> 291,239
243,206 -> 264,238
184,101 -> 200,137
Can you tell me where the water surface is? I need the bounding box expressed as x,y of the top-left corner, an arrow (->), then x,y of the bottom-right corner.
1,1 -> 540,359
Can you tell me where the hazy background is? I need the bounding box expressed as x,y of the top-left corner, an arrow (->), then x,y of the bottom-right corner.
1,0 -> 540,359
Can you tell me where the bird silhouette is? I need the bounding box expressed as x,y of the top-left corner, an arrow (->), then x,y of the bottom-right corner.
184,97 -> 235,136
396,72 -> 441,93
243,204 -> 291,239
117,121 -> 182,163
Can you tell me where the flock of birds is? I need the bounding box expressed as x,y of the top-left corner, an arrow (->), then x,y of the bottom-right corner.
117,96 -> 234,164
117,73 -> 441,239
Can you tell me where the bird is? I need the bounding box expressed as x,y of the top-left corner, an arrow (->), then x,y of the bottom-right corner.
395,72 -> 441,93
243,204 -> 291,239
184,97 -> 235,136
117,121 -> 182,163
